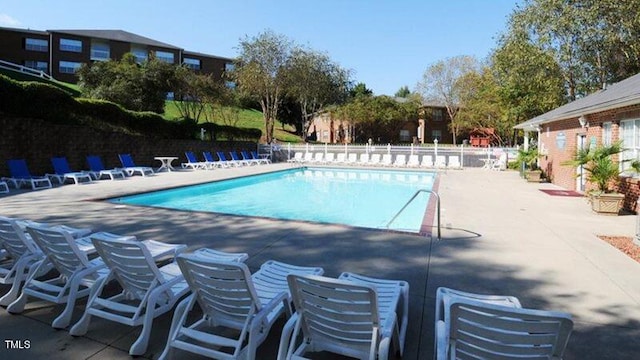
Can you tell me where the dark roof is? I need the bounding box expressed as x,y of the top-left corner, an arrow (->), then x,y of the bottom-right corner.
182,50 -> 234,62
0,26 -> 48,36
47,29 -> 181,49
515,72 -> 640,130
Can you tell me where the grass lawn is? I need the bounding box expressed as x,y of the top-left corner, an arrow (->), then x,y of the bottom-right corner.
164,101 -> 302,143
0,68 -> 81,96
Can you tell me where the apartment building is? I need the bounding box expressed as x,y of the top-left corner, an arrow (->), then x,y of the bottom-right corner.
0,26 -> 233,84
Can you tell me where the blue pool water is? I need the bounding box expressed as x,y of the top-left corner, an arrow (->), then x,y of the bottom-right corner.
110,168 -> 436,233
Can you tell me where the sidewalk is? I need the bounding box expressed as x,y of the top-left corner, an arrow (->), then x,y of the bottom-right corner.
0,166 -> 638,359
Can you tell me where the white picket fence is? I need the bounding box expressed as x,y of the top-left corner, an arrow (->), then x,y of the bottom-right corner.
259,143 -> 517,168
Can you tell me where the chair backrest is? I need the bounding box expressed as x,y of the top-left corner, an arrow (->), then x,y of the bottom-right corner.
314,153 -> 324,161
382,154 -> 392,163
445,298 -> 573,359
325,153 -> 335,162
251,151 -> 261,160
86,156 -> 106,172
176,253 -> 261,328
90,235 -> 166,300
347,153 -> 358,162
422,155 -> 433,165
0,217 -> 39,259
8,159 -> 32,178
217,152 -> 228,161
408,155 -> 419,164
370,153 -> 381,163
119,154 -> 136,168
185,151 -> 199,163
241,151 -> 252,160
395,154 -> 406,164
203,151 -> 215,162
448,156 -> 460,165
229,151 -> 241,161
336,153 -> 346,162
287,274 -> 380,359
26,225 -> 91,279
303,153 -> 314,161
52,157 -> 73,175
436,155 -> 446,164
359,153 -> 369,162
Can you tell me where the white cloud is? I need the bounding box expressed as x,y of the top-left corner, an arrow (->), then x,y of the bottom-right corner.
0,13 -> 21,27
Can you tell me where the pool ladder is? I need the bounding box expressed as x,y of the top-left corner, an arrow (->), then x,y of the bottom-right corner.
386,189 -> 441,240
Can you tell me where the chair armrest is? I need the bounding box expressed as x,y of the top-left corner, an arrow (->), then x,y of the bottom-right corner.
435,320 -> 448,360
277,312 -> 299,360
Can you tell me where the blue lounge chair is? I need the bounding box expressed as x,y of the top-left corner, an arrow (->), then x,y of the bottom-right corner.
216,151 -> 239,167
229,151 -> 250,166
3,159 -> 52,190
47,157 -> 93,185
241,150 -> 262,165
118,154 -> 154,176
252,151 -> 271,164
181,151 -> 209,170
86,156 -> 126,180
203,151 -> 227,168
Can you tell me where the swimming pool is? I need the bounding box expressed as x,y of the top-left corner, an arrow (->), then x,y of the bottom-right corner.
110,168 -> 436,233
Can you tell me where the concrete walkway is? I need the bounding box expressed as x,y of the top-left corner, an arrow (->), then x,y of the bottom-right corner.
0,165 -> 638,359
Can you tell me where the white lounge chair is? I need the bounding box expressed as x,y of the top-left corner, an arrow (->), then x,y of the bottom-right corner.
159,257 -> 323,360
421,155 -> 434,168
381,154 -> 393,166
393,154 -> 407,167
70,234 -> 189,356
345,153 -> 358,165
335,152 -> 347,164
301,152 -> 314,164
279,272 -> 409,360
436,297 -> 573,360
0,217 -> 46,306
492,153 -> 508,171
368,153 -> 382,166
324,152 -> 335,164
118,154 -> 154,176
358,153 -> 370,166
434,155 -> 447,168
46,157 -> 93,185
407,154 -> 420,167
447,155 -> 461,169
310,152 -> 325,164
8,225 -> 108,329
287,152 -> 303,163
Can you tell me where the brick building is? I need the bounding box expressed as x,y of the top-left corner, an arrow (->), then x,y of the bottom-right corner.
0,26 -> 233,84
307,101 -> 454,144
514,72 -> 640,211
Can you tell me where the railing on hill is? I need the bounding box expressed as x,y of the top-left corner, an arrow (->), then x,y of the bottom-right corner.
0,59 -> 54,81
260,142 -> 518,168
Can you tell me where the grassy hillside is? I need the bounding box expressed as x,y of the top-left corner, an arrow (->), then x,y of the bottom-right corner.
164,101 -> 302,143
0,68 -> 81,96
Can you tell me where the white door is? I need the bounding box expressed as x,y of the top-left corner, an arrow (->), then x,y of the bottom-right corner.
576,134 -> 587,191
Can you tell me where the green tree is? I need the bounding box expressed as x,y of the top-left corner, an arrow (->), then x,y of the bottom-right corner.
349,82 -> 373,98
416,55 -> 478,145
232,30 -> 294,143
394,85 -> 411,98
171,66 -> 221,121
285,48 -> 351,136
77,53 -> 176,113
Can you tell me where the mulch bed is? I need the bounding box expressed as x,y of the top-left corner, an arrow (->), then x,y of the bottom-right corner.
598,235 -> 640,263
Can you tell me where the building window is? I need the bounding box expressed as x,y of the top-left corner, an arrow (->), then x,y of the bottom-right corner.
431,129 -> 442,142
24,60 -> 48,72
59,61 -> 82,74
225,63 -> 235,72
131,46 -> 148,63
399,129 -> 411,142
620,119 -> 640,172
433,109 -> 443,121
155,50 -> 174,63
90,41 -> 110,61
60,38 -> 82,52
602,122 -> 612,146
25,38 -> 48,52
183,57 -> 201,70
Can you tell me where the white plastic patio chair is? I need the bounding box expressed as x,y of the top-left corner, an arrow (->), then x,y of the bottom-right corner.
279,272 -> 409,360
335,152 -> 347,164
393,154 -> 407,167
358,153 -> 370,166
492,153 -> 508,171
7,224 -> 109,329
345,153 -> 358,165
436,297 -> 573,360
159,257 -> 323,360
69,234 -> 189,355
287,152 -> 303,164
0,217 -> 47,306
407,154 -> 420,167
381,154 -> 393,166
324,152 -> 335,164
421,155 -> 434,168
310,152 -> 325,164
368,153 -> 381,166
434,155 -> 447,168
0,180 -> 9,193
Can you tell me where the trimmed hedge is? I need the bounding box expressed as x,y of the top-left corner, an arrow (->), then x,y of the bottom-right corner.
0,75 -> 209,139
201,122 -> 262,142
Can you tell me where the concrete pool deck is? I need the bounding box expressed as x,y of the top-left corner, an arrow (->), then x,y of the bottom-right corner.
0,165 -> 638,359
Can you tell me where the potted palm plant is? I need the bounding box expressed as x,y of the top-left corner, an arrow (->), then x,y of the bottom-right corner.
564,141 -> 625,214
517,147 -> 543,182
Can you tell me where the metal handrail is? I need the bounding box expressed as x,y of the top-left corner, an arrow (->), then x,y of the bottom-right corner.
386,189 -> 441,240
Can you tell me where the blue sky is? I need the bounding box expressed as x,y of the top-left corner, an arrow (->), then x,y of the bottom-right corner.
1,0 -> 518,95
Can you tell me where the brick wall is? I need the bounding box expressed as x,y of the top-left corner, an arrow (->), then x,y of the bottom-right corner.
0,116 -> 255,176
538,104 -> 640,211
617,177 -> 640,212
